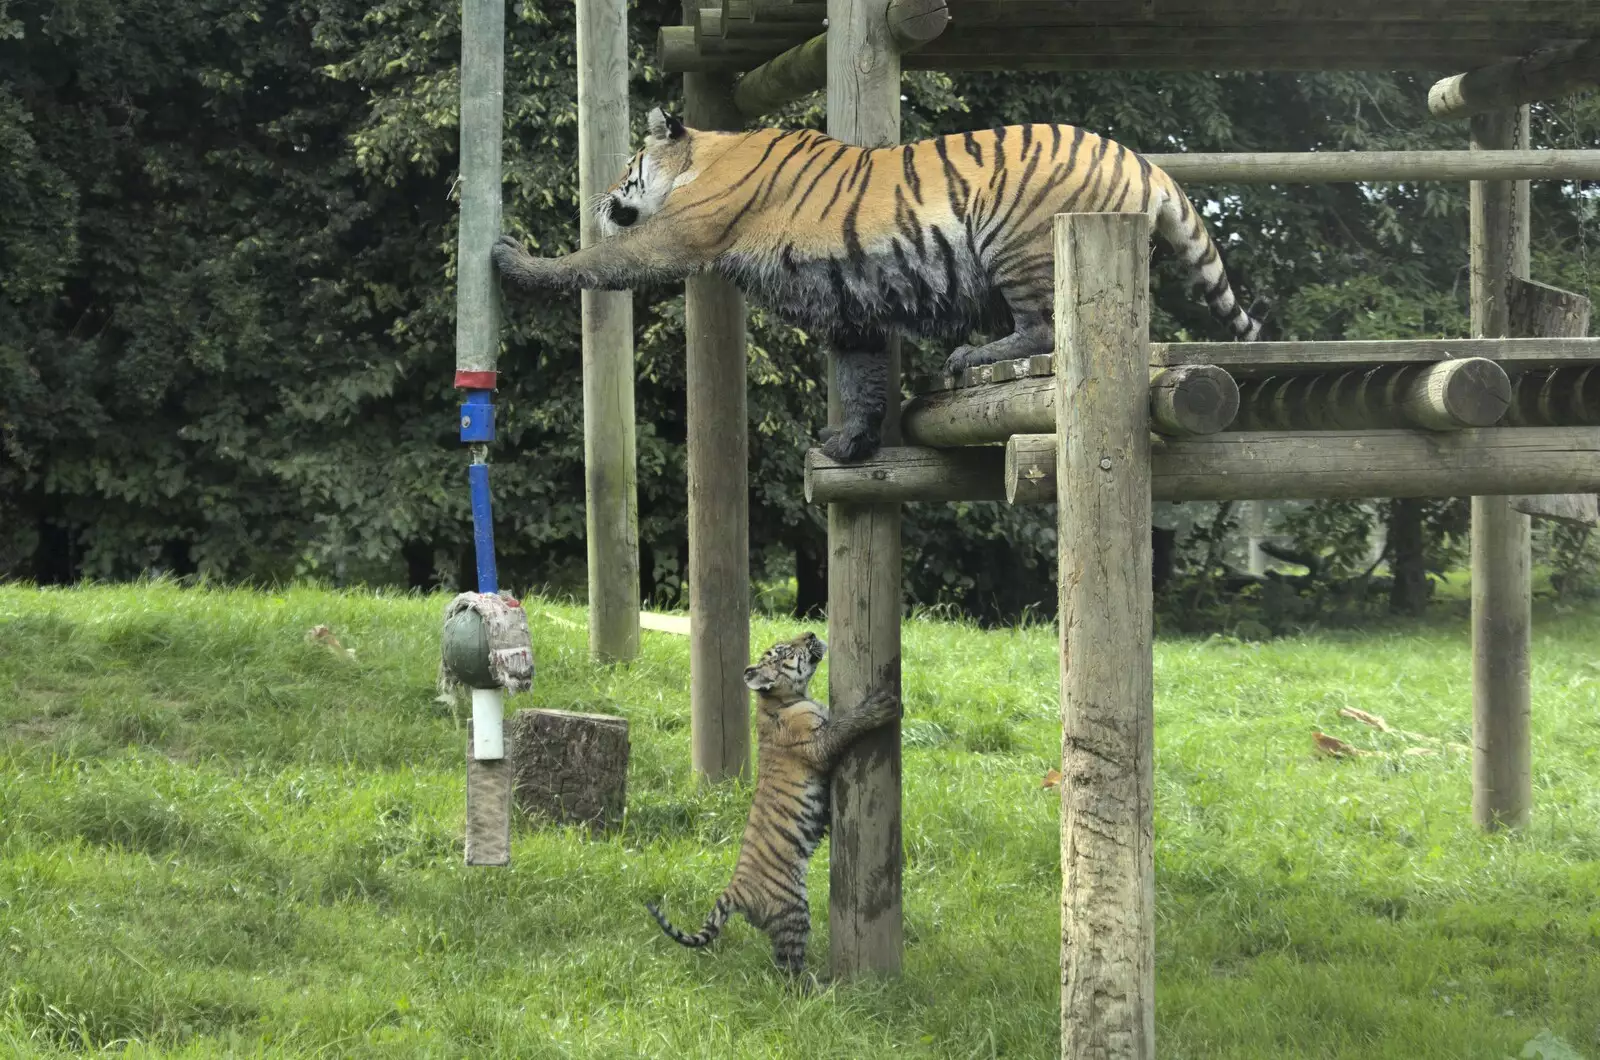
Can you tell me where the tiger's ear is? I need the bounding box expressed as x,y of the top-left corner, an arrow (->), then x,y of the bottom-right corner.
647,107 -> 686,142
743,666 -> 775,693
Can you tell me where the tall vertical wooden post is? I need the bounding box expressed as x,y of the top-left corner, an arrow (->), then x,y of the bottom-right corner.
579,0 -> 640,664
1469,108 -> 1533,831
684,46 -> 752,783
827,0 -> 904,979
1056,213 -> 1155,1060
457,0 -> 511,867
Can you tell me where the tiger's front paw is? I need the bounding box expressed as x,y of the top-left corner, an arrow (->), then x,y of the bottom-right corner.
943,345 -> 980,378
818,420 -> 880,463
491,234 -> 540,289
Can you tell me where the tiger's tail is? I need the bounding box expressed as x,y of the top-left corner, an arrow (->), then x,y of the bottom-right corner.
646,892 -> 732,949
1152,172 -> 1263,342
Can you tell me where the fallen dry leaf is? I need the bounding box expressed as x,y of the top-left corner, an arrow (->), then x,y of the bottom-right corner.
1313,730 -> 1373,758
1447,742 -> 1472,754
305,624 -> 356,660
1040,768 -> 1062,789
1402,747 -> 1438,757
1338,707 -> 1391,732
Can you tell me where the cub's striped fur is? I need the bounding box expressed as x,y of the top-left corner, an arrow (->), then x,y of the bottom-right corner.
645,631 -> 899,977
494,108 -> 1262,463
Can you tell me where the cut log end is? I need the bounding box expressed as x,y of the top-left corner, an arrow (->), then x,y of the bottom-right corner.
1149,364 -> 1240,437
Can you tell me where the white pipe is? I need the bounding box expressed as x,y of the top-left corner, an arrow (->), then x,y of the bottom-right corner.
472,687 -> 505,760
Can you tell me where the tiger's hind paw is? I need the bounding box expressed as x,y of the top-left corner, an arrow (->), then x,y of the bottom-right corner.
818,421 -> 880,463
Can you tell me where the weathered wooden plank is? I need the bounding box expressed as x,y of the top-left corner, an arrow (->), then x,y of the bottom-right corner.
1470,107 -> 1533,834
685,25 -> 752,783
947,0 -> 1599,27
1430,38 -> 1600,118
804,446 -> 1006,504
1055,212 -> 1156,1060
579,0 -> 640,664
826,0 -> 904,983
1146,150 -> 1600,183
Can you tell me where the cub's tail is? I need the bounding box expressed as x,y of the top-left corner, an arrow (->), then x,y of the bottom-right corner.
1150,168 -> 1263,342
646,893 -> 732,949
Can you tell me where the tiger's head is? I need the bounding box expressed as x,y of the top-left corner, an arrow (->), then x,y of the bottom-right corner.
743,631 -> 828,700
597,107 -> 698,236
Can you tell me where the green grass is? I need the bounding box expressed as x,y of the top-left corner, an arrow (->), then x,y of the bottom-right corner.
2,583 -> 1598,1059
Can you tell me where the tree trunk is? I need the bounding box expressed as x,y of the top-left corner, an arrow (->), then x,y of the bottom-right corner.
1387,499 -> 1430,615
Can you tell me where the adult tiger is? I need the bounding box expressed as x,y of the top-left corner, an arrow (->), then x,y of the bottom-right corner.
493,108 -> 1263,463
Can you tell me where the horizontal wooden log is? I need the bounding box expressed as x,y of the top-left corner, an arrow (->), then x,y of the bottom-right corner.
1430,39 -> 1600,119
733,33 -> 827,115
888,0 -> 952,48
1504,365 -> 1600,426
1155,337 -> 1600,376
901,365 -> 1237,445
803,428 -> 1600,505
1144,150 -> 1600,183
906,48 -> 1590,74
946,0 -> 1600,28
803,446 -> 1006,504
1231,358 -> 1511,431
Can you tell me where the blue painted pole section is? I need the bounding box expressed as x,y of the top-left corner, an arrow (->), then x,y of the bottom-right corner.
468,462 -> 499,595
461,387 -> 499,595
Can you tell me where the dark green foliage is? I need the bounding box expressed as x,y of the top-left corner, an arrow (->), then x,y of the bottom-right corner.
3,2 -> 1598,619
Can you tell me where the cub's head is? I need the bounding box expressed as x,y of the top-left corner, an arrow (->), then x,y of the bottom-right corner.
743,631 -> 827,700
597,107 -> 698,236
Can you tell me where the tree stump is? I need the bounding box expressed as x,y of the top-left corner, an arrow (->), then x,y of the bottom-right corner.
507,709 -> 629,832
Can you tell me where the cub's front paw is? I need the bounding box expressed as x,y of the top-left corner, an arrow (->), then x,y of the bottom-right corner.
819,421 -> 880,463
861,687 -> 903,724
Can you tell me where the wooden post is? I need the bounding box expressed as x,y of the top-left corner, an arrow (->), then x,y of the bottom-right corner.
1470,107 -> 1533,831
827,0 -> 904,981
458,0 -> 511,868
1507,278 -> 1599,526
685,50 -> 753,784
1056,213 -> 1155,1060
579,0 -> 640,664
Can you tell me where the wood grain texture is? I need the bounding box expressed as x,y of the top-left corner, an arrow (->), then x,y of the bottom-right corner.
1430,38 -> 1600,119
1470,107 -> 1533,833
1055,213 -> 1155,1060
579,0 -> 640,664
508,709 -> 630,831
732,34 -> 827,116
684,63 -> 753,784
456,0 -> 503,376
464,721 -> 512,866
826,0 -> 904,981
1504,278 -> 1598,527
804,429 -> 1600,505
901,366 -> 1236,445
1156,336 -> 1600,376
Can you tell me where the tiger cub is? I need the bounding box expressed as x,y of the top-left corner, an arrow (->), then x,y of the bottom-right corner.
646,630 -> 899,977
493,108 -> 1263,464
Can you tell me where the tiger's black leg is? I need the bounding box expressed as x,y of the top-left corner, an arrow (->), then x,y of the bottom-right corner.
945,305 -> 1053,376
819,331 -> 890,463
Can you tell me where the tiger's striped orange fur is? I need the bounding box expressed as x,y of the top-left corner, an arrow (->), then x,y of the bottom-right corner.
645,631 -> 899,978
494,108 -> 1261,462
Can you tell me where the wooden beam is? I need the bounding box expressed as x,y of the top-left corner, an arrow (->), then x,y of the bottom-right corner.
1055,211 -> 1156,1060
1430,39 -> 1600,119
1506,365 -> 1600,426
826,0 -> 903,983
802,429 -> 1600,505
945,0 -> 1600,27
1470,107 -> 1533,834
887,0 -> 951,48
900,365 -> 1237,446
684,21 -> 752,784
1144,150 -> 1600,184
733,33 -> 827,116
1156,336 -> 1600,376
579,0 -> 640,664
1230,359 -> 1511,432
